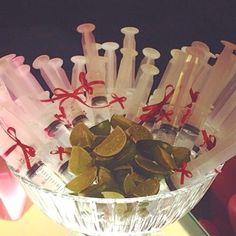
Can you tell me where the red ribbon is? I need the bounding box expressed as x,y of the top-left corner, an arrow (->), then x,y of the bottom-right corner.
187,88 -> 199,108
181,108 -> 192,124
156,109 -> 173,123
54,106 -> 72,128
3,127 -> 36,170
50,146 -> 69,161
109,93 -> 127,109
139,85 -> 174,122
79,72 -> 105,95
200,129 -> 217,151
175,161 -> 193,185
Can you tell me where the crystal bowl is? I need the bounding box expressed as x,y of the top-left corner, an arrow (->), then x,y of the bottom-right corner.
11,168 -> 217,236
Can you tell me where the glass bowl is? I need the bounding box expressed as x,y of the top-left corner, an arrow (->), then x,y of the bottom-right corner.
10,168 -> 217,236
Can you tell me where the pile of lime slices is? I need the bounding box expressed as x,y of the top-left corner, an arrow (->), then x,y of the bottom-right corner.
66,115 -> 191,198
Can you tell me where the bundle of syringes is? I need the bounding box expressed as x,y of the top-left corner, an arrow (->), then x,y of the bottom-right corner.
0,23 -> 235,192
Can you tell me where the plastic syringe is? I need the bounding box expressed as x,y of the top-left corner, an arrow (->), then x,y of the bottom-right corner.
121,27 -> 139,87
0,59 -> 43,98
171,129 -> 236,188
148,49 -> 187,105
154,47 -> 206,144
33,56 -> 91,127
166,47 -> 205,127
102,42 -> 119,90
135,48 -> 160,86
70,55 -> 86,89
125,64 -> 159,121
210,71 -> 236,120
114,48 -> 138,93
190,41 -> 236,120
15,92 -> 71,147
77,23 -> 108,105
0,110 -> 66,192
33,56 -> 70,91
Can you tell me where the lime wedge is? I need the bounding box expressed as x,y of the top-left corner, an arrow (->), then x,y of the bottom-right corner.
93,126 -> 127,157
68,146 -> 93,175
65,166 -> 97,193
90,120 -> 111,135
172,147 -> 191,167
126,124 -> 153,142
111,114 -> 137,130
134,155 -> 169,175
70,122 -> 95,147
133,178 -> 160,197
101,191 -> 125,199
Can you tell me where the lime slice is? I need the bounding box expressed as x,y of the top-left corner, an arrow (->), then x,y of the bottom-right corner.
134,155 -> 169,175
110,139 -> 136,168
101,191 -> 125,198
68,146 -> 93,175
70,122 -> 95,147
98,167 -> 115,187
111,114 -> 137,130
65,166 -> 97,193
93,126 -> 127,157
157,147 -> 176,171
133,178 -> 160,197
126,124 -> 153,142
90,120 -> 111,135
172,147 -> 191,167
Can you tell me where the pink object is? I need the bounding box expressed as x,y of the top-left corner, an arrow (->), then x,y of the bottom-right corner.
0,157 -> 31,220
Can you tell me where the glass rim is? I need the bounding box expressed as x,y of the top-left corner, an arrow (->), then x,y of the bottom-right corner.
10,166 -> 217,204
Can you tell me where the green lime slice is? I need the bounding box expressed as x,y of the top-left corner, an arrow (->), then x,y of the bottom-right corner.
70,122 -> 95,147
68,146 -> 93,175
157,147 -> 176,171
81,183 -> 107,197
110,139 -> 136,168
65,166 -> 97,193
90,120 -> 111,136
134,155 -> 169,176
132,178 -> 160,197
101,191 -> 125,198
111,114 -> 137,130
93,126 -> 127,157
98,167 -> 115,187
172,146 -> 191,167
126,124 -> 153,142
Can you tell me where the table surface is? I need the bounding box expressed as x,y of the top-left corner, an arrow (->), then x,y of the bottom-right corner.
0,205 -> 209,236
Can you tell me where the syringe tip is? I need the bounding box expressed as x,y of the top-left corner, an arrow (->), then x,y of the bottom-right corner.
142,47 -> 160,60
71,55 -> 86,64
121,27 -> 139,35
33,55 -> 50,69
77,23 -> 96,33
48,58 -> 63,68
141,64 -> 159,76
102,42 -> 119,51
221,40 -> 236,51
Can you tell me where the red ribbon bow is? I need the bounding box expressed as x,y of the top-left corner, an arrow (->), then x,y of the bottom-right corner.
139,84 -> 174,123
50,146 -> 69,161
186,88 -> 199,108
3,127 -> 36,170
54,106 -> 72,128
175,161 -> 193,185
79,72 -> 105,95
156,109 -> 173,123
200,129 -> 217,151
109,93 -> 127,109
